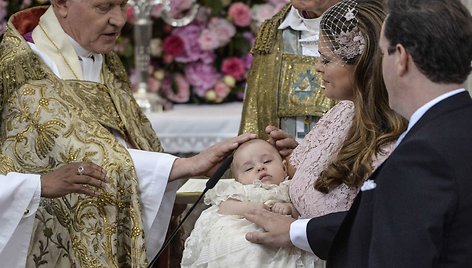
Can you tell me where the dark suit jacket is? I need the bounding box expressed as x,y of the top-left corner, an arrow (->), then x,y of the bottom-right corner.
321,91 -> 472,267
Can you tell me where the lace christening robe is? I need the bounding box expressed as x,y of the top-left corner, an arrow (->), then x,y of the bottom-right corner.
181,179 -> 318,268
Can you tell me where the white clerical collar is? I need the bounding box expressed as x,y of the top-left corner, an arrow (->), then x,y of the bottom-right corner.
67,36 -> 97,60
278,7 -> 321,35
66,35 -> 103,82
395,88 -> 466,147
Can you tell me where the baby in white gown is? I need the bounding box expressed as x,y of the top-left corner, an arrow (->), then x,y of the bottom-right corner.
181,139 -> 317,268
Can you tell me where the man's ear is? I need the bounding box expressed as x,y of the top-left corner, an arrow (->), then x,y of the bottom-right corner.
396,44 -> 410,77
53,0 -> 70,18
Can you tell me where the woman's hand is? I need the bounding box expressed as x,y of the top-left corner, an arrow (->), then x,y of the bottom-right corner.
169,133 -> 256,181
265,125 -> 298,158
40,162 -> 108,198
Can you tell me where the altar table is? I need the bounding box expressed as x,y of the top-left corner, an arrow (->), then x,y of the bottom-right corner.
146,102 -> 243,154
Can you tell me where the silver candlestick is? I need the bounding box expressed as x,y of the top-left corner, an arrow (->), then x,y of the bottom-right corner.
129,0 -> 199,112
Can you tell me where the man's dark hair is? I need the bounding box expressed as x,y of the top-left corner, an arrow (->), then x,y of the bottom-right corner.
385,0 -> 472,83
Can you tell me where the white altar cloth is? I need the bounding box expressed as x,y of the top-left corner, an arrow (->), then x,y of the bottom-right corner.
146,102 -> 243,154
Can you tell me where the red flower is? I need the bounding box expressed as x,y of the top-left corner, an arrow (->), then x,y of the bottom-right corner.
221,57 -> 246,81
163,35 -> 185,56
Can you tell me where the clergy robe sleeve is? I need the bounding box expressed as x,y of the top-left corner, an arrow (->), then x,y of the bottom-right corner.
127,149 -> 180,261
0,173 -> 41,268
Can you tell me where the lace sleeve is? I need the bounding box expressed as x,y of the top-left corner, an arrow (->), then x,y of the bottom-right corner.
290,101 -> 355,169
289,101 -> 357,218
203,179 -> 244,206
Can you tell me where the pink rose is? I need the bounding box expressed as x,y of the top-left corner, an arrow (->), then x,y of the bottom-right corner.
185,62 -> 220,97
214,81 -> 231,99
161,73 -> 191,103
198,29 -> 220,51
251,4 -> 277,25
228,2 -> 252,27
173,24 -> 215,64
163,35 -> 185,56
207,17 -> 236,46
221,57 -> 246,81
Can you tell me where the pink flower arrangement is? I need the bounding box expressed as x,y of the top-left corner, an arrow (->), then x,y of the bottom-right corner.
1,0 -> 290,104
126,0 -> 290,104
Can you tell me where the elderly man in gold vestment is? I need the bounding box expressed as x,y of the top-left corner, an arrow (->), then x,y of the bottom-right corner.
239,0 -> 340,142
0,0 -> 254,267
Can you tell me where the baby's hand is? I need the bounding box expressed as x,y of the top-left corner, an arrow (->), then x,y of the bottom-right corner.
251,202 -> 270,211
271,202 -> 293,216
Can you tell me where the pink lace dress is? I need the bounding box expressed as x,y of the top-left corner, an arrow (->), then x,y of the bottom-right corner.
289,101 -> 394,219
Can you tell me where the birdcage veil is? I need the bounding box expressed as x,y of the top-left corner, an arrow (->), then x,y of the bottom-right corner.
319,0 -> 366,65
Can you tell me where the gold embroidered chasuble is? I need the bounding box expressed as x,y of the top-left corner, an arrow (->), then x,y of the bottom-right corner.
0,154 -> 19,174
0,7 -> 162,267
239,4 -> 336,140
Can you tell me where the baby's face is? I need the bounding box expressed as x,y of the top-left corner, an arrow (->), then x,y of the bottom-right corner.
232,140 -> 287,185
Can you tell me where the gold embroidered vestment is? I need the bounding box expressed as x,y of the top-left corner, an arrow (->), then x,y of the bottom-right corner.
0,7 -> 162,267
239,4 -> 336,139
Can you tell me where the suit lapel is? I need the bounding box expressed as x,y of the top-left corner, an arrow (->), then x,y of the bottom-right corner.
399,91 -> 472,146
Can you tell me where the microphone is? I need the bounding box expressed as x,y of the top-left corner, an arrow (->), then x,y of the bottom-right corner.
147,155 -> 233,268
205,155 -> 233,189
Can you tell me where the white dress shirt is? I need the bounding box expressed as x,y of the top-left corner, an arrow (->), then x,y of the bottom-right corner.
278,6 -> 322,57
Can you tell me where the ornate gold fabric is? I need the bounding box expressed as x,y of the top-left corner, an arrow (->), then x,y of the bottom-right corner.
278,53 -> 334,117
239,4 -> 336,139
0,8 -> 162,267
0,154 -> 19,174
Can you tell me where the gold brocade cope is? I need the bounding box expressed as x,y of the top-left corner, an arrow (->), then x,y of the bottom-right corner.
71,82 -> 127,138
277,54 -> 335,118
238,5 -> 290,139
0,154 -> 19,174
239,3 -> 336,140
0,9 -> 164,266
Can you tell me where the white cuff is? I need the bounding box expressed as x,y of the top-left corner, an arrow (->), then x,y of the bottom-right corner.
290,218 -> 313,253
0,172 -> 41,258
